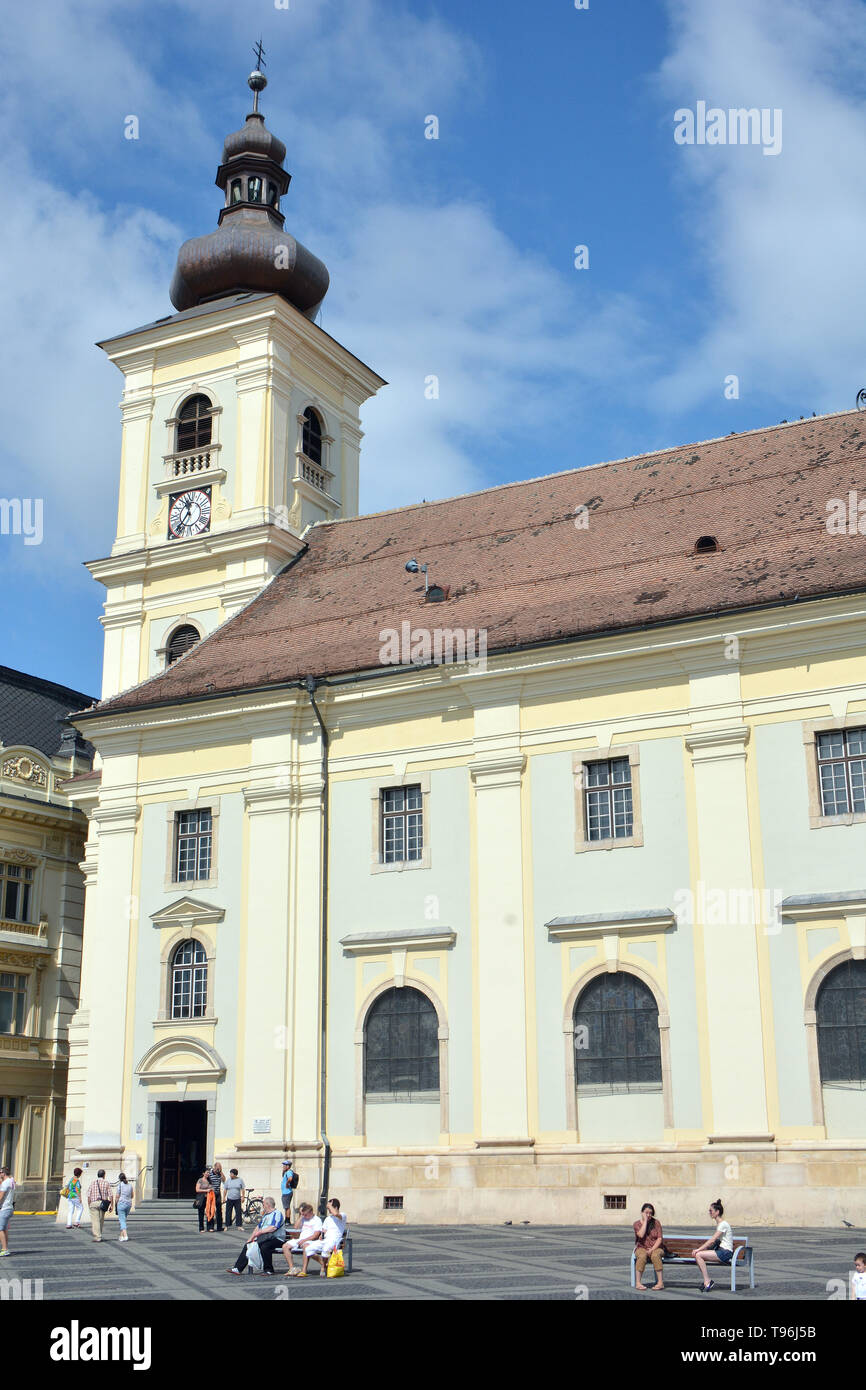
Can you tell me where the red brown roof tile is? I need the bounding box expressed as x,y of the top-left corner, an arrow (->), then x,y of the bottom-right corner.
87,410 -> 866,717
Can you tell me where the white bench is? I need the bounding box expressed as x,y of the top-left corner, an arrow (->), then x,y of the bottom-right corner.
630,1235 -> 755,1291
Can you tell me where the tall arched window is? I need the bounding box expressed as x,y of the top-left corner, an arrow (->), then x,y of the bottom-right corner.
301,407 -> 323,466
574,972 -> 661,1093
816,959 -> 866,1087
364,987 -> 439,1097
166,624 -> 201,667
176,395 -> 213,453
170,940 -> 208,1020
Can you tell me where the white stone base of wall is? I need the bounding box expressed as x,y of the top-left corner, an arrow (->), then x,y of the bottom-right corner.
323,1145 -> 866,1227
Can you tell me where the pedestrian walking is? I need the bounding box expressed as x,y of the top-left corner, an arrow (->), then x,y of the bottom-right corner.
194,1168 -> 211,1233
224,1169 -> 245,1229
206,1161 -> 225,1232
114,1172 -> 134,1242
86,1169 -> 113,1242
0,1166 -> 15,1256
64,1168 -> 84,1229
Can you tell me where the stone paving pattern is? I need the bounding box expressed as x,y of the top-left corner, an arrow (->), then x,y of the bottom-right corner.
2,1208 -> 860,1301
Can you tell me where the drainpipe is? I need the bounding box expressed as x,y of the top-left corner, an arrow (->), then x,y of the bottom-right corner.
303,676 -> 331,1218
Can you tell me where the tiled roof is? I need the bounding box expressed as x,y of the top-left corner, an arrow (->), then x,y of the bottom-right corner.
89,411 -> 866,718
0,667 -> 97,757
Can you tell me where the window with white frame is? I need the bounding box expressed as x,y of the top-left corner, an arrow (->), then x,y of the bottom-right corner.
170,940 -> 208,1020
0,862 -> 33,922
816,728 -> 866,817
584,757 -> 633,841
381,785 -> 423,864
174,809 -> 213,882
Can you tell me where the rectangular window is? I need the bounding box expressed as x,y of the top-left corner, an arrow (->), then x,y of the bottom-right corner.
174,809 -> 213,882
0,863 -> 33,922
0,974 -> 27,1035
0,1097 -> 19,1169
816,728 -> 866,817
381,785 -> 423,864
603,1194 -> 627,1211
584,758 -> 633,841
383,1195 -> 404,1210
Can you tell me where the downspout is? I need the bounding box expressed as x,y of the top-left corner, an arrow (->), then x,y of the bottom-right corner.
303,676 -> 331,1218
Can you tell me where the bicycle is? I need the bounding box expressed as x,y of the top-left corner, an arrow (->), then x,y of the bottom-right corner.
241,1189 -> 264,1224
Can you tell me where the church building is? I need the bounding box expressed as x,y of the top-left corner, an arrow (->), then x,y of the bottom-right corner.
64,69 -> 866,1225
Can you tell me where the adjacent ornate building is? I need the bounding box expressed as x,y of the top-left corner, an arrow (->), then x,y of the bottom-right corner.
0,667 -> 93,1209
64,70 -> 866,1225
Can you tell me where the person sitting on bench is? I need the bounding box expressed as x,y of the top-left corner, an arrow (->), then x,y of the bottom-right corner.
295,1197 -> 348,1278
694,1199 -> 735,1292
633,1202 -> 664,1291
282,1203 -> 324,1276
227,1197 -> 285,1276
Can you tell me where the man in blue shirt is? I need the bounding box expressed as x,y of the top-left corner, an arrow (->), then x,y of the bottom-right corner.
280,1159 -> 298,1224
227,1197 -> 285,1276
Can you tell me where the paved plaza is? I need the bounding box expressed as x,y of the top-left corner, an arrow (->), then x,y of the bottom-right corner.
1,1206 -> 860,1301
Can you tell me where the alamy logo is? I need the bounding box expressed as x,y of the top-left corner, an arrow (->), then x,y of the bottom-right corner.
0,498 -> 43,546
50,1321 -> 152,1371
379,622 -> 487,671
674,102 -> 782,156
0,1276 -> 42,1300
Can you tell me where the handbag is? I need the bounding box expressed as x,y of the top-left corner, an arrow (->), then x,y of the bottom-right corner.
327,1248 -> 346,1279
60,1186 -> 70,1199
99,1198 -> 110,1212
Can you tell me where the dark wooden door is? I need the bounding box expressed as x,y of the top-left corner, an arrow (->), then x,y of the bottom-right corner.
157,1101 -> 207,1197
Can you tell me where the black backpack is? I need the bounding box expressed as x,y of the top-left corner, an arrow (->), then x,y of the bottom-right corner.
290,1170 -> 300,1190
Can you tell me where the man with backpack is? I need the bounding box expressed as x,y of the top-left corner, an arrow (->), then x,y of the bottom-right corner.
280,1159 -> 299,1224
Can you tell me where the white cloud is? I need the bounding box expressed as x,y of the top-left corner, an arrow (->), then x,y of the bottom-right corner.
653,0 -> 866,411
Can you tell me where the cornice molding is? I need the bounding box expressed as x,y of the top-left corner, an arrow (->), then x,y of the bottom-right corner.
339,926 -> 456,955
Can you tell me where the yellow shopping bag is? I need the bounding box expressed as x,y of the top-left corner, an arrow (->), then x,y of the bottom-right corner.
326,1248 -> 346,1278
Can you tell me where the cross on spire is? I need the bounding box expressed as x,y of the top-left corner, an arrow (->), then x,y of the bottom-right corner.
253,38 -> 266,72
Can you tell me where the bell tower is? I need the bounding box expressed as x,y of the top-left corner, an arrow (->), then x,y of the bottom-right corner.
89,62 -> 385,700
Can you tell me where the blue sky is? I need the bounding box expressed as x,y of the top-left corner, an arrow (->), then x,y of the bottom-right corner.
2,0 -> 866,695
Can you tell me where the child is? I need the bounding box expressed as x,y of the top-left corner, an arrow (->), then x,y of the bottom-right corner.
852,1252 -> 866,1301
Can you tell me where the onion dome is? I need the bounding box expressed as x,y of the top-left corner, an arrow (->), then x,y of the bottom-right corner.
169,69 -> 329,320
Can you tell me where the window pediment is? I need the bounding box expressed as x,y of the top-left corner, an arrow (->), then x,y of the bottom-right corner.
150,896 -> 224,931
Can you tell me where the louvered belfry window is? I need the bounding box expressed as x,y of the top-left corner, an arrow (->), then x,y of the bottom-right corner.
166,625 -> 200,666
816,959 -> 866,1086
176,395 -> 213,452
364,987 -> 439,1097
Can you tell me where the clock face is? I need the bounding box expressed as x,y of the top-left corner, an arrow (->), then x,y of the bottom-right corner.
168,488 -> 212,540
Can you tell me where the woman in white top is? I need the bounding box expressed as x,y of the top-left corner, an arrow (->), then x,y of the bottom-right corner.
297,1198 -> 348,1278
694,1199 -> 735,1292
114,1172 -> 135,1242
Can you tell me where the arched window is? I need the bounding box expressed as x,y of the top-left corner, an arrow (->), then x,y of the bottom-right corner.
170,940 -> 208,1020
176,395 -> 213,453
364,987 -> 439,1097
301,407 -> 323,466
166,625 -> 201,667
816,959 -> 866,1087
574,972 -> 661,1093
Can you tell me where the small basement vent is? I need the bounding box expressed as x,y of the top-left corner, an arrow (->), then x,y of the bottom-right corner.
383,1195 -> 404,1211
603,1194 -> 627,1211
693,535 -> 719,555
